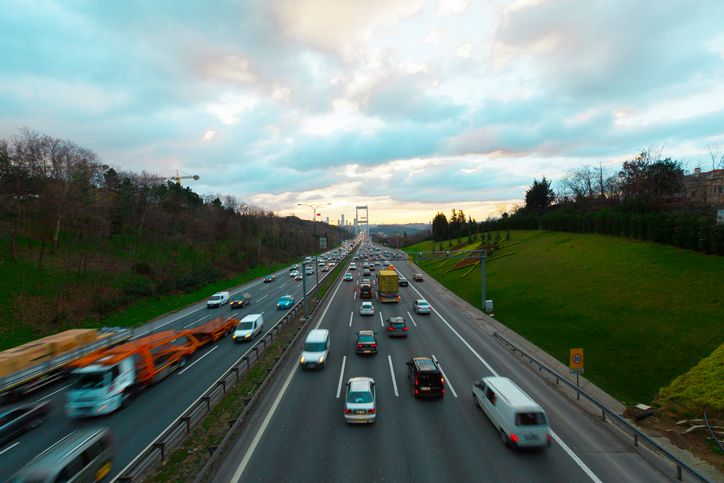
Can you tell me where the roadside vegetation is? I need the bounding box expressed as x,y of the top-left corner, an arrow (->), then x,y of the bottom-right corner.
0,129 -> 350,349
404,230 -> 724,407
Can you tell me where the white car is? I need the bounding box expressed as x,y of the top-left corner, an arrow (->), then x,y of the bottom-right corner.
290,270 -> 300,278
207,291 -> 230,308
359,301 -> 375,316
349,263 -> 357,270
413,299 -> 431,314
344,377 -> 376,424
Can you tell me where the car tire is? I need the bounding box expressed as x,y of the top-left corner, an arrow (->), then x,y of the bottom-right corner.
473,395 -> 479,407
500,429 -> 509,447
121,391 -> 132,409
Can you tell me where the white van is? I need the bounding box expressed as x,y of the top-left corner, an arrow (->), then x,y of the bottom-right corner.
233,314 -> 264,342
472,376 -> 551,448
207,291 -> 230,308
299,329 -> 330,369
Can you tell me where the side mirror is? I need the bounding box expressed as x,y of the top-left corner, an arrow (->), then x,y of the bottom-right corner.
406,361 -> 412,366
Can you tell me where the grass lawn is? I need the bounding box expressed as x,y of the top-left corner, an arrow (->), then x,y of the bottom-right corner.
405,230 -> 724,405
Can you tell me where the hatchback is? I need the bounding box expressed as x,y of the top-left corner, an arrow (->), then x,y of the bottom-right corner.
407,357 -> 444,398
359,301 -> 375,316
344,273 -> 354,281
277,295 -> 295,309
355,330 -> 377,354
386,316 -> 409,337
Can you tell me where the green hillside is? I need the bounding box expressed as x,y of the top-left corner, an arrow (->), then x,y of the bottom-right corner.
405,231 -> 724,405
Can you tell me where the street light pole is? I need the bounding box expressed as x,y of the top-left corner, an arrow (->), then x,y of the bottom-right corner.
297,202 -> 331,293
301,261 -> 308,318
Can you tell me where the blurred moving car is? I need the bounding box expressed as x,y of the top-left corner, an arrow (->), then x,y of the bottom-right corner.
413,299 -> 432,314
398,277 -> 409,287
289,270 -> 300,278
263,275 -> 276,283
10,427 -> 113,483
344,273 -> 354,281
386,316 -> 409,337
300,329 -> 330,369
277,295 -> 295,310
294,273 -> 303,281
344,377 -> 376,424
229,292 -> 252,309
232,314 -> 264,342
0,400 -> 51,446
413,273 -> 424,282
355,330 -> 378,354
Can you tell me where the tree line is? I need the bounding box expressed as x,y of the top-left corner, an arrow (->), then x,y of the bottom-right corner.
0,129 -> 349,327
483,149 -> 724,255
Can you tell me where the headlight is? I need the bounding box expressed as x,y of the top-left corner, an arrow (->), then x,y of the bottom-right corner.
318,356 -> 325,363
244,334 -> 251,338
300,356 -> 305,363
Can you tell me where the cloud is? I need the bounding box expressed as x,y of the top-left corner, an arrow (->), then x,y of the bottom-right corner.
201,130 -> 217,142
436,0 -> 470,17
456,43 -> 472,58
205,55 -> 258,84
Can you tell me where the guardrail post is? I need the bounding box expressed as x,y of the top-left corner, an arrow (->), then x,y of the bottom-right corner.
676,464 -> 682,480
217,380 -> 226,393
601,409 -> 606,421
202,395 -> 211,410
153,442 -> 165,460
181,416 -> 191,434
207,445 -> 218,456
232,366 -> 239,382
634,432 -> 638,447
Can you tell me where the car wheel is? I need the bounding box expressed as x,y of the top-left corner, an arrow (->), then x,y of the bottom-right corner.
500,429 -> 509,447
120,391 -> 132,409
473,395 -> 479,407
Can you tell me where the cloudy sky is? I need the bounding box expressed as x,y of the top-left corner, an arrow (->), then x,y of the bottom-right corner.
2,0 -> 724,224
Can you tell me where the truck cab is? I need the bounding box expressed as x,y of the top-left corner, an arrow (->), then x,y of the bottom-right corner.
66,357 -> 135,417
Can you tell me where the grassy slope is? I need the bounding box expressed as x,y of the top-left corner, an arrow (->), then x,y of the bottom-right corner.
405,231 -> 724,405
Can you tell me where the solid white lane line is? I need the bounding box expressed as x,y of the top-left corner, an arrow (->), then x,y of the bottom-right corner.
278,282 -> 287,289
336,356 -> 347,399
406,311 -> 418,327
432,355 -> 457,398
407,275 -> 602,483
257,294 -> 269,302
387,355 -> 399,397
0,441 -> 20,455
226,314 -> 238,320
231,359 -> 298,483
550,431 -> 603,483
349,312 -> 353,327
34,383 -> 71,403
379,312 -> 384,327
184,315 -> 208,328
353,291 -> 357,300
178,347 -> 218,375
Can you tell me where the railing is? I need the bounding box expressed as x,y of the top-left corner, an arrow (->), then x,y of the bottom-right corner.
492,331 -> 711,483
115,248 -> 356,482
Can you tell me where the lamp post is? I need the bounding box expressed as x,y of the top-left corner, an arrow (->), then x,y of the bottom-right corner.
297,202 -> 331,293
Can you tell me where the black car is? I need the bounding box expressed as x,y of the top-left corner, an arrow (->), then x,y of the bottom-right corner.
0,400 -> 51,445
230,292 -> 253,308
264,275 -> 276,283
355,330 -> 378,355
398,277 -> 409,287
406,357 -> 444,398
386,316 -> 409,337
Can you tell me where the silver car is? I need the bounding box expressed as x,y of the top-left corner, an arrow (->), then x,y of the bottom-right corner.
359,301 -> 375,316
413,299 -> 432,314
344,377 -> 376,424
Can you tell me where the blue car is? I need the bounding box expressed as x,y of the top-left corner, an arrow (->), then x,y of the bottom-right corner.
277,294 -> 295,310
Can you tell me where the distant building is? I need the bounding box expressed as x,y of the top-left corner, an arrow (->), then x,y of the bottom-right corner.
683,168 -> 724,223
325,217 -> 329,224
341,214 -> 345,227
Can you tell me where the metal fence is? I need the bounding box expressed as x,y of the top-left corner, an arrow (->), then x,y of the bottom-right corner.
115,251 -> 353,482
492,331 -> 711,483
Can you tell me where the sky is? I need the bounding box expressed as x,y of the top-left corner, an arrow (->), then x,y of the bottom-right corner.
2,0 -> 724,224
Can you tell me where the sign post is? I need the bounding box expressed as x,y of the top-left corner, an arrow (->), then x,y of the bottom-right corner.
569,348 -> 584,400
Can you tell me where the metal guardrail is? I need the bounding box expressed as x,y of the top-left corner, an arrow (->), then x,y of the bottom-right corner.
116,248 -> 355,482
492,331 -> 711,483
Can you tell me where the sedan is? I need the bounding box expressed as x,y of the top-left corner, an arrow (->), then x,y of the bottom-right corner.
263,275 -> 276,283
387,316 -> 409,337
229,292 -> 252,308
289,270 -> 300,278
398,277 -> 409,287
344,273 -> 354,281
363,269 -> 371,276
0,400 -> 51,446
355,330 -> 377,354
413,299 -> 432,314
344,377 -> 376,424
413,273 -> 424,282
359,301 -> 375,316
277,295 -> 295,310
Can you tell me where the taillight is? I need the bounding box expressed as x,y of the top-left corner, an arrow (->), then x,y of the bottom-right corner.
415,389 -> 419,395
388,327 -> 394,331
415,378 -> 419,386
371,344 -> 377,348
510,434 -> 519,444
368,408 -> 376,414
403,326 -> 409,331
344,408 -> 352,414
546,434 -> 552,442
441,377 -> 445,384
356,344 -> 362,349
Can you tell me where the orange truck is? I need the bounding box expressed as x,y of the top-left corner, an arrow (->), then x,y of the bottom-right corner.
65,317 -> 236,418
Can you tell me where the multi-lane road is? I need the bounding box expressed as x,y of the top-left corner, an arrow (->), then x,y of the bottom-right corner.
0,255 -> 340,480
214,246 -> 672,482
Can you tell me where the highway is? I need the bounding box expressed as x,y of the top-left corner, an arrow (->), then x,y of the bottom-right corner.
0,254 -> 341,480
214,243 -> 672,483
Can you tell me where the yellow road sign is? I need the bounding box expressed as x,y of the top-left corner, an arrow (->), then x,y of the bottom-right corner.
569,348 -> 584,372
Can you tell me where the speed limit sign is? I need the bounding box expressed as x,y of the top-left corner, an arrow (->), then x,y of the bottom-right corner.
569,348 -> 584,374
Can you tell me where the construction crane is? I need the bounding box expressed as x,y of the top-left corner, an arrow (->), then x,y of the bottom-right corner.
171,170 -> 199,184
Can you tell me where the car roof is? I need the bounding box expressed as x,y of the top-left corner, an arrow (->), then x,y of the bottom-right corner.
348,377 -> 374,391
306,329 -> 329,342
358,329 -> 375,336
16,428 -> 110,473
481,377 -> 543,410
361,301 -> 373,306
416,299 -> 428,304
412,357 -> 439,372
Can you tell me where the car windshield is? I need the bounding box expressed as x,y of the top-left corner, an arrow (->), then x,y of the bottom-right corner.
280,297 -> 292,303
516,412 -> 547,426
304,342 -> 326,351
418,301 -> 429,307
237,322 -> 254,330
72,371 -> 108,389
392,322 -> 406,328
358,334 -> 375,342
209,295 -> 222,301
347,390 -> 373,403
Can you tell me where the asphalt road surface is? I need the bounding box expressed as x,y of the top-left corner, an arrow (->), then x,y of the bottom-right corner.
214,249 -> 673,483
0,256 -> 339,480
